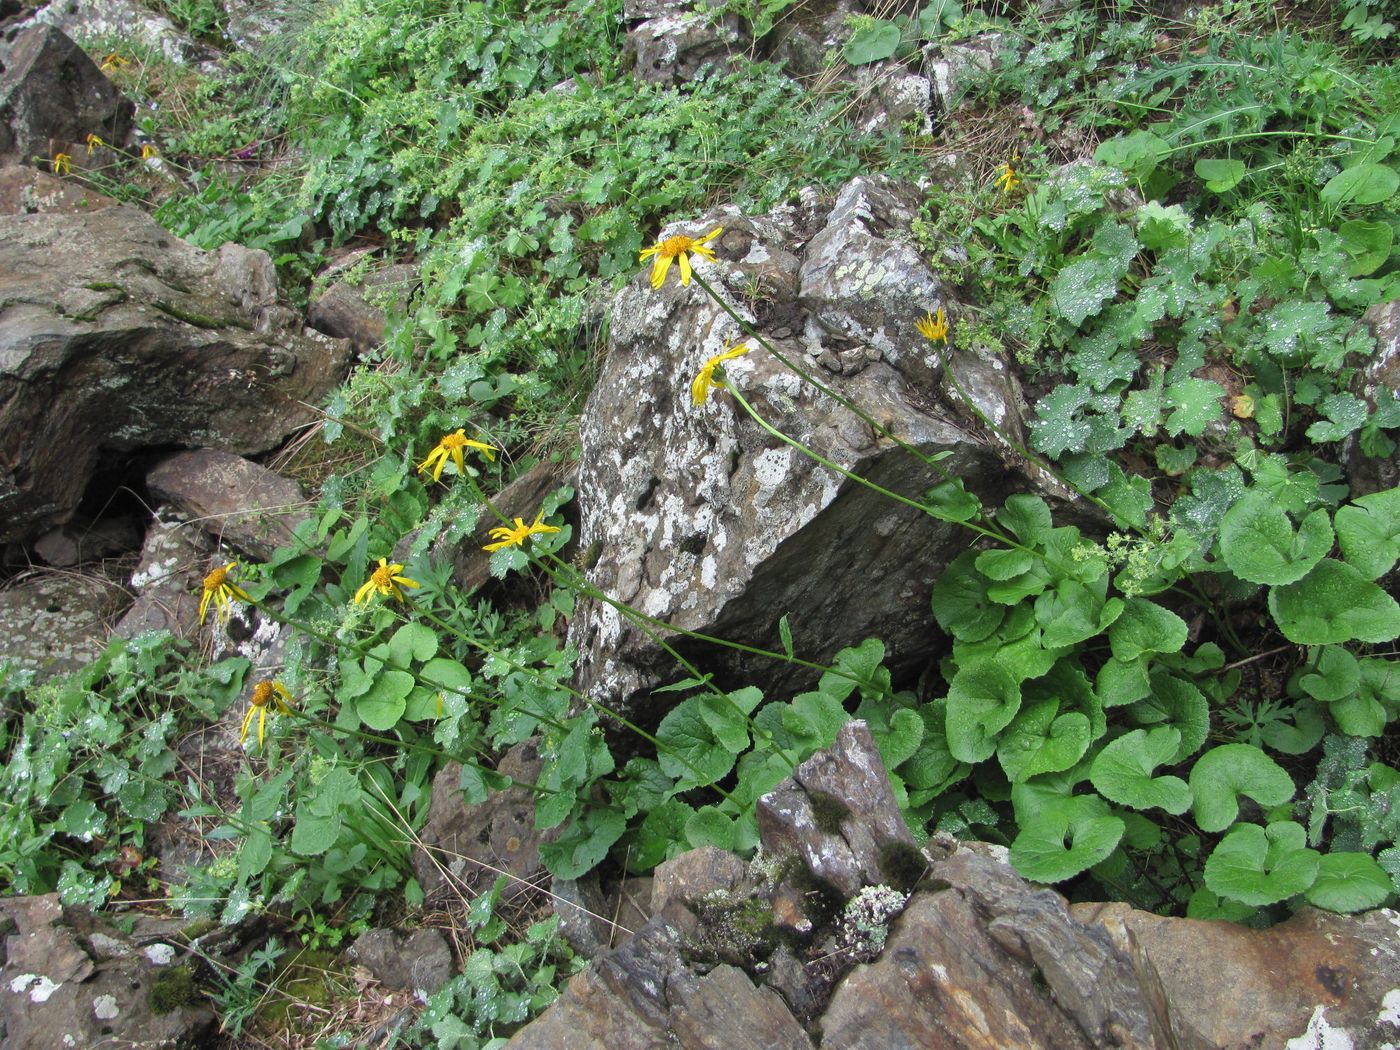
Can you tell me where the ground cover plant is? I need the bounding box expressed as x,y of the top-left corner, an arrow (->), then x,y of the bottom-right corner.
4,0 -> 1400,1043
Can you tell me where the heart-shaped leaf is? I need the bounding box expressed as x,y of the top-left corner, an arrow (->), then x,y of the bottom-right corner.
1219,491 -> 1333,585
1336,486 -> 1400,579
933,551 -> 1005,642
1300,646 -> 1360,703
1189,743 -> 1295,833
1109,598 -> 1187,662
1194,157 -> 1246,192
1320,162 -> 1399,206
1035,578 -> 1106,648
1127,673 -> 1209,762
1303,852 -> 1394,912
997,698 -> 1092,783
1268,559 -> 1400,645
945,663 -> 1022,763
357,669 -> 415,730
1090,727 -> 1192,813
843,19 -> 901,64
388,622 -> 438,665
1010,795 -> 1124,884
1204,821 -> 1319,906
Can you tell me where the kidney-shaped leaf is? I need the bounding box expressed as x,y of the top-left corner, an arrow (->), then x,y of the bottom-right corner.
997,698 -> 1092,783
1189,743 -> 1295,833
1219,491 -> 1333,585
1090,727 -> 1192,814
1203,821 -> 1320,906
933,551 -> 1005,642
1303,852 -> 1394,913
1010,795 -> 1124,884
1109,598 -> 1187,663
1336,486 -> 1400,580
946,663 -> 1022,763
1268,559 -> 1400,645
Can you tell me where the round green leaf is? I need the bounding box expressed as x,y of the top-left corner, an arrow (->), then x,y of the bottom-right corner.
1108,598 -> 1187,662
1188,743 -> 1295,833
1127,673 -> 1209,763
1299,646 -> 1360,703
1194,157 -> 1246,192
997,699 -> 1092,783
357,669 -> 414,730
419,657 -> 472,700
1089,727 -> 1192,814
1338,219 -> 1394,276
933,551 -> 1005,642
946,663 -> 1022,763
842,19 -> 901,64
1320,163 -> 1399,207
1336,487 -> 1400,579
976,547 -> 1035,581
657,697 -> 737,790
1219,491 -> 1333,585
388,622 -> 438,665
1304,852 -> 1393,913
685,805 -> 739,852
1268,559 -> 1400,645
1328,693 -> 1388,737
1097,658 -> 1151,709
1260,701 -> 1326,755
1203,821 -> 1319,906
1035,579 -> 1105,649
1010,795 -> 1124,884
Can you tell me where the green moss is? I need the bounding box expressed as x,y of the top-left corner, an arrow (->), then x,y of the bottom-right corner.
808,791 -> 851,835
257,950 -> 343,1028
148,964 -> 199,1015
878,841 -> 929,892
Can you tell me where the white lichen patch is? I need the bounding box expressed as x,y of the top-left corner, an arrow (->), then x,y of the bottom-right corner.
92,994 -> 120,1020
1379,989 -> 1400,1028
143,943 -> 176,965
1285,1006 -> 1355,1050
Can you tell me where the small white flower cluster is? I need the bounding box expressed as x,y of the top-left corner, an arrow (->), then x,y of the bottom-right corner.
839,884 -> 909,956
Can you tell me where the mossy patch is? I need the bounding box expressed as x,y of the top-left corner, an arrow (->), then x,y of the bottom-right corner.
148,964 -> 200,1015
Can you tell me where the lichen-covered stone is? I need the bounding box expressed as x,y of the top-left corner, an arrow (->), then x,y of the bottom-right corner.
0,569 -> 128,679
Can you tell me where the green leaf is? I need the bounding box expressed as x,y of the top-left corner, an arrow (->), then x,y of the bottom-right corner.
357,669 -> 414,730
785,689 -> 848,751
1194,157 -> 1246,192
685,805 -> 739,851
924,478 -> 982,522
976,548 -> 1035,581
996,699 -> 1092,783
1090,728 -> 1192,814
1203,821 -> 1320,906
1127,674 -> 1209,762
843,19 -> 901,64
1034,579 -> 1106,649
657,698 -> 737,790
699,687 -> 761,754
1320,163 -> 1399,207
419,657 -> 472,700
1163,378 -> 1224,437
1336,487 -> 1400,579
538,809 -> 626,880
945,663 -> 1022,763
918,0 -> 962,35
634,800 -> 693,871
388,622 -> 438,665
1304,852 -> 1394,912
1306,393 -> 1369,442
1097,658 -> 1151,708
874,707 -> 926,770
1268,559 -> 1400,645
1219,491 -> 1334,585
1095,131 -> 1167,181
1010,795 -> 1124,883
1299,646 -> 1360,703
779,615 -> 794,659
1108,598 -> 1187,662
1338,219 -> 1394,276
932,552 -> 1005,642
997,495 -> 1053,545
290,805 -> 341,856
1189,743 -> 1296,833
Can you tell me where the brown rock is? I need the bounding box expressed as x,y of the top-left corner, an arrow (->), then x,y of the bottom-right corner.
652,846 -> 750,913
306,261 -> 417,355
147,449 -> 310,560
347,927 -> 453,994
111,515 -> 209,640
0,569 -> 128,679
0,163 -> 118,216
1073,900 -> 1400,1049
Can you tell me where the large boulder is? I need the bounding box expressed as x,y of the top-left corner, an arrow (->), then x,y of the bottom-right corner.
0,205 -> 352,545
0,568 -> 128,678
567,176 -> 1028,716
0,25 -> 132,167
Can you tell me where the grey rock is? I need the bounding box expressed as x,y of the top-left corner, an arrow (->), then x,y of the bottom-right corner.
0,894 -> 214,1050
628,2 -> 749,86
505,905 -> 813,1050
147,448 -> 310,560
411,742 -> 551,902
33,513 -> 143,566
111,514 -> 211,641
0,569 -> 128,678
850,63 -> 932,136
0,26 -> 133,168
1346,296 -> 1400,496
923,33 -> 1007,113
0,162 -> 119,216
651,846 -> 750,913
756,721 -> 921,900
348,927 -> 454,995
552,874 -> 652,957
568,177 -> 1031,717
820,851 -> 1172,1049
764,0 -> 859,77
0,205 -> 352,544
21,0 -> 210,67
306,260 -> 418,355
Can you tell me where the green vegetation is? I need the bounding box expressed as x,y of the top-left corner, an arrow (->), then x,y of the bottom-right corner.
5,0 -> 1400,1041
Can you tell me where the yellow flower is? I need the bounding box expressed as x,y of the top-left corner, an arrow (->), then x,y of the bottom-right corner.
994,162 -> 1021,194
416,428 -> 496,482
199,561 -> 252,624
141,144 -> 158,160
100,52 -> 130,72
691,342 -> 752,406
85,134 -> 105,156
1231,393 -> 1255,420
353,557 -> 420,604
52,152 -> 72,176
916,307 -> 949,344
483,510 -> 561,552
639,226 -> 722,289
241,680 -> 294,748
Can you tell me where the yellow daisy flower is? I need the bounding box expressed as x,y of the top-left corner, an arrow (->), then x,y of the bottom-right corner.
639,226 -> 722,289
199,561 -> 252,624
416,429 -> 496,482
52,152 -> 72,176
353,557 -> 420,604
241,680 -> 294,748
483,510 -> 561,552
85,134 -> 105,156
141,144 -> 158,160
691,342 -> 752,406
994,162 -> 1020,194
100,53 -> 130,73
916,307 -> 949,344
